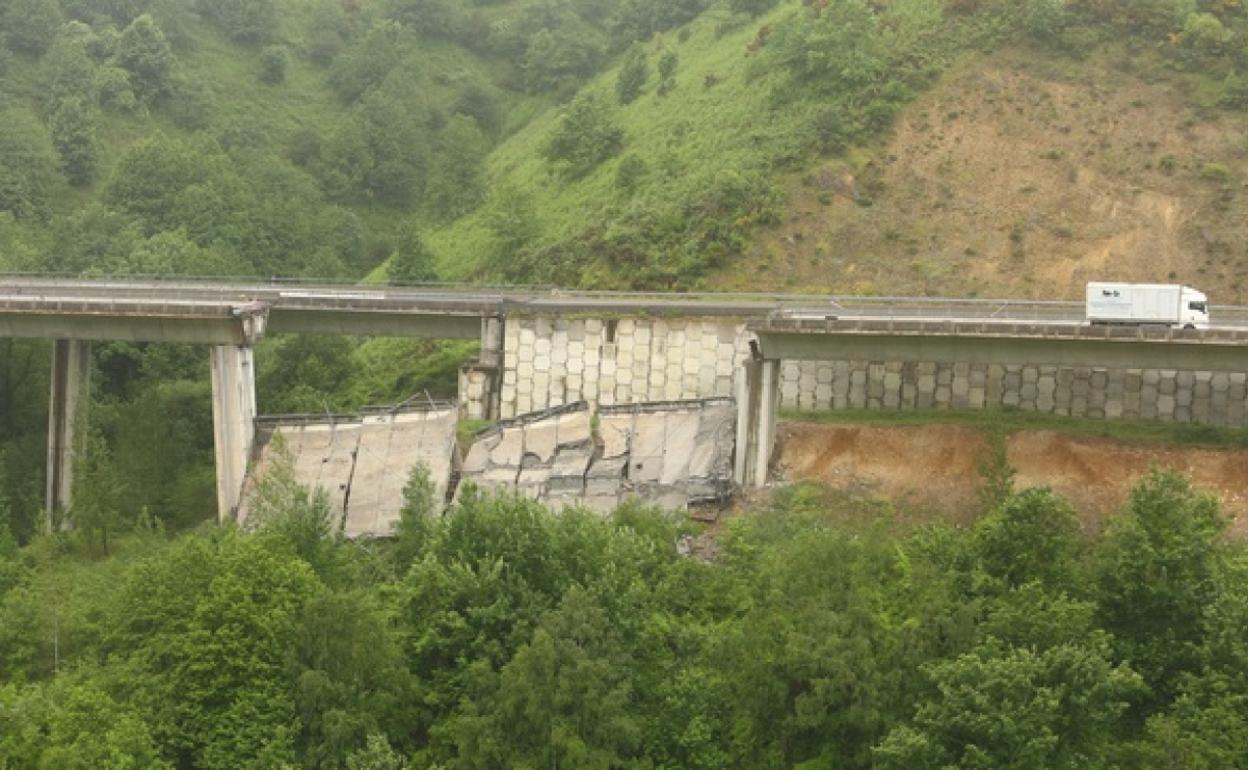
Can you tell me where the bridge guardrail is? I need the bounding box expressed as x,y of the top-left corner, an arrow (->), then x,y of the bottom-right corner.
4,274 -> 1248,327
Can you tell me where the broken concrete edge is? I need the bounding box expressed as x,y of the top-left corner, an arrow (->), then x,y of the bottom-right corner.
243,396 -> 741,538
597,397 -> 736,416
475,400 -> 592,439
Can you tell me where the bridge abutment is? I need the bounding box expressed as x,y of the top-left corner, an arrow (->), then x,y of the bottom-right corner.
46,339 -> 91,527
210,344 -> 257,522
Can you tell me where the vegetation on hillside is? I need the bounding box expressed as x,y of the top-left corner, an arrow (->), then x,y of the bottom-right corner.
4,467 -> 1248,768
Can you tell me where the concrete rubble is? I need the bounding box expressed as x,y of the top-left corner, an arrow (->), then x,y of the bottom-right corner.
458,398 -> 737,514
240,406 -> 459,538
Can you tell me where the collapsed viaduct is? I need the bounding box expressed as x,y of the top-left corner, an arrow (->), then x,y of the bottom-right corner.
5,277 -> 1248,522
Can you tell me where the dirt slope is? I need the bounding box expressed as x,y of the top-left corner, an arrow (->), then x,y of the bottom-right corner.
779,422 -> 1248,535
724,47 -> 1248,301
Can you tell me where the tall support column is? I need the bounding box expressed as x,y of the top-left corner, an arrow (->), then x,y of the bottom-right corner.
734,357 -> 781,488
46,339 -> 91,527
734,360 -> 759,486
754,359 -> 780,488
211,345 -> 257,523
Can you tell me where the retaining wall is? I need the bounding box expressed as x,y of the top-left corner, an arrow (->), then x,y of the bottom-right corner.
485,317 -> 1248,427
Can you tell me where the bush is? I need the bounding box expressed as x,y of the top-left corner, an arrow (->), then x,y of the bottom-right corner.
258,45 -> 288,85
615,45 -> 649,104
615,153 -> 647,195
543,94 -> 625,178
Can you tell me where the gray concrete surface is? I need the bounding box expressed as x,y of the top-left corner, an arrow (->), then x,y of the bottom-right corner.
460,398 -> 736,514
241,407 -> 458,538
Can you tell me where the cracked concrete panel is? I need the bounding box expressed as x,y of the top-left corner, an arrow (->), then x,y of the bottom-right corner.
461,398 -> 735,516
658,411 -> 700,486
688,401 -> 737,484
490,429 -> 525,467
344,410 -> 458,539
555,410 -> 592,448
600,415 -> 632,459
523,420 -> 560,464
243,407 -> 458,539
628,412 -> 669,484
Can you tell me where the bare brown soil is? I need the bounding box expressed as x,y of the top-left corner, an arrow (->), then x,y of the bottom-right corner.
779,422 -> 1248,535
721,47 -> 1248,301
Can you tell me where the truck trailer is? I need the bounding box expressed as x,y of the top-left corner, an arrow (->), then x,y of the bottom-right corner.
1085,282 -> 1209,329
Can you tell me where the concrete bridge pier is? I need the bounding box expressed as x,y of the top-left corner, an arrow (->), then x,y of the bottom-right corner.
734,357 -> 780,488
460,316 -> 505,421
210,344 -> 257,522
46,339 -> 91,527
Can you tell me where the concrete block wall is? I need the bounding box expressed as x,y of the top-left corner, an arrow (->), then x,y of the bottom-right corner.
489,316 -> 1248,427
778,361 -> 1248,425
498,317 -> 751,419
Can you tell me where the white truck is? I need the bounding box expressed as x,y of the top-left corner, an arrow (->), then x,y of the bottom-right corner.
1085,282 -> 1209,329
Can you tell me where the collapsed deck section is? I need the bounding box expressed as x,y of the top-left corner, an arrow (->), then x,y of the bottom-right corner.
458,398 -> 737,514
240,406 -> 459,538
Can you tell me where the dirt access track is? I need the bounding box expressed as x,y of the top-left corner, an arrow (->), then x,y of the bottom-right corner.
779,423 -> 1248,535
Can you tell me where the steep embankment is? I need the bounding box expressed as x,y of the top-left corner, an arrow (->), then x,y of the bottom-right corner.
728,47 -> 1248,301
779,421 -> 1248,534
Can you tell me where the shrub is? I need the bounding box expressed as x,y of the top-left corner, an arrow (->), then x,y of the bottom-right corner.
543,94 -> 625,178
615,45 -> 649,105
258,45 -> 288,85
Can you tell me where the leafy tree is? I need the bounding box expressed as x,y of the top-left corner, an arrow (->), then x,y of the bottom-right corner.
389,222 -> 438,285
44,34 -> 98,108
258,44 -> 288,85
347,735 -> 407,770
197,0 -> 277,44
615,44 -> 649,104
874,637 -> 1145,769
425,115 -> 488,221
384,0 -> 457,37
973,487 -> 1080,590
327,21 -> 410,103
615,153 -> 647,195
1182,11 -> 1230,66
107,531 -> 323,769
448,589 -> 643,769
658,48 -> 678,80
767,0 -> 887,99
50,98 -> 100,187
0,679 -> 172,768
484,182 -> 541,265
2,0 -> 63,56
0,108 -> 58,220
95,66 -> 138,113
114,14 -> 175,103
1096,470 -> 1227,701
729,0 -> 779,16
451,83 -> 500,135
320,80 -> 432,207
544,93 -> 625,178
522,27 -> 607,96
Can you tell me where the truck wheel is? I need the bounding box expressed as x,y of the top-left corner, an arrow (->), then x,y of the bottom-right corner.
1184,323 -> 1196,330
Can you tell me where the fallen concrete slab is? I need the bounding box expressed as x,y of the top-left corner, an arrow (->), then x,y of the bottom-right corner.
459,398 -> 736,513
241,406 -> 458,538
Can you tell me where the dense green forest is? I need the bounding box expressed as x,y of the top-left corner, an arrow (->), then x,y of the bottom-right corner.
5,466 -> 1248,768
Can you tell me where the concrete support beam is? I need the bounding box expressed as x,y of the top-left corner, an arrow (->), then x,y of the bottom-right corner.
46,339 -> 90,527
211,345 -> 257,523
756,329 -> 1248,373
266,309 -> 482,339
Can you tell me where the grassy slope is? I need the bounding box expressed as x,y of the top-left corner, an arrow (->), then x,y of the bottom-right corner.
426,1 -> 810,280
730,44 -> 1248,301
